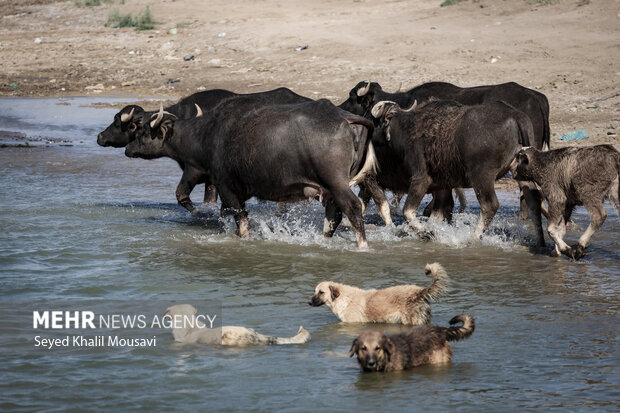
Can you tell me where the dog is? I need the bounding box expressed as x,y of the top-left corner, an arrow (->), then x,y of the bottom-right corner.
349,315 -> 475,372
164,304 -> 310,346
309,263 -> 448,324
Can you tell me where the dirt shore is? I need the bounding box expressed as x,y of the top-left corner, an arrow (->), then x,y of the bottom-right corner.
0,0 -> 618,152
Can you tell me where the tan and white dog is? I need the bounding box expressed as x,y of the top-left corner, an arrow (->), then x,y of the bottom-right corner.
164,304 -> 310,346
309,263 -> 448,325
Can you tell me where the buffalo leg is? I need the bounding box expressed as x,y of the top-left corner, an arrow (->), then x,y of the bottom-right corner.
520,181 -> 545,248
472,181 -> 499,239
455,188 -> 467,213
323,199 -> 343,237
204,184 -> 218,204
575,201 -> 607,260
218,186 -> 250,238
363,177 -> 393,226
390,193 -> 403,214
358,182 -> 372,216
427,190 -> 454,222
546,201 -> 575,258
402,175 -> 432,238
176,168 -> 205,213
332,185 -> 367,248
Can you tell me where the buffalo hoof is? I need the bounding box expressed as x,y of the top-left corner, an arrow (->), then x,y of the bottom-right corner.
574,245 -> 587,260
417,230 -> 435,242
560,247 -> 577,260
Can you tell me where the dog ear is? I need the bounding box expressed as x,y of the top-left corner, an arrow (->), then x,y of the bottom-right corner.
349,338 -> 359,357
382,336 -> 395,361
329,285 -> 340,301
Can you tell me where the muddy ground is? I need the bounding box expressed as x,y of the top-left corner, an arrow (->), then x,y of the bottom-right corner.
0,0 -> 618,153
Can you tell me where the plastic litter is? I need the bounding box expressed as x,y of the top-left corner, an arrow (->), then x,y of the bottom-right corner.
295,45 -> 308,51
169,28 -> 177,35
167,78 -> 180,84
34,38 -> 42,44
183,54 -> 195,61
10,83 -> 18,89
558,130 -> 589,141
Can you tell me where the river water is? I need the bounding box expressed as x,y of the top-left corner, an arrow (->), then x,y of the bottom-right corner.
0,97 -> 618,412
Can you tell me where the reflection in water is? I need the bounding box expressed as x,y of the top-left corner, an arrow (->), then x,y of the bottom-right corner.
0,98 -> 618,411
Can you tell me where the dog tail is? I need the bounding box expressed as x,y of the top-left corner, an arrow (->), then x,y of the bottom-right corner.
266,326 -> 311,345
421,263 -> 449,302
445,315 -> 475,342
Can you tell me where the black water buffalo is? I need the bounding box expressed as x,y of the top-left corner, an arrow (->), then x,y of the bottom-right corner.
99,88 -> 312,212
514,145 -> 619,260
339,80 -> 549,226
125,98 -> 377,248
370,99 -> 543,244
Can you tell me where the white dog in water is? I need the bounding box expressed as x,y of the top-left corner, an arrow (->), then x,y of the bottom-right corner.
164,304 -> 310,346
309,263 -> 448,325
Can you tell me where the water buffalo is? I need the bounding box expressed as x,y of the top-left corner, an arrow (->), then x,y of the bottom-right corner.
514,145 -> 619,260
370,99 -> 543,244
99,88 -> 312,212
125,98 -> 378,248
340,80 -> 549,227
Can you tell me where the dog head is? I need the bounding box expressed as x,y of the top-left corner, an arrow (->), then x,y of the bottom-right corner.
164,304 -> 200,342
349,330 -> 395,372
309,281 -> 341,307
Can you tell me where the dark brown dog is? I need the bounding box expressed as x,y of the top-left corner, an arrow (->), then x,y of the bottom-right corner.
349,315 -> 474,372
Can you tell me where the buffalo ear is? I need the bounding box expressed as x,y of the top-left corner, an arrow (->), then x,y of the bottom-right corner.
349,338 -> 359,357
329,285 -> 340,301
518,151 -> 529,165
159,117 -> 176,141
382,336 -> 395,361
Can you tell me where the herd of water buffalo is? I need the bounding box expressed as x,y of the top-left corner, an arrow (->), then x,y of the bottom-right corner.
97,81 -> 620,260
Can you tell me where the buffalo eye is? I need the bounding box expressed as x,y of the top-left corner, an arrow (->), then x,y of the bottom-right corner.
129,123 -> 137,132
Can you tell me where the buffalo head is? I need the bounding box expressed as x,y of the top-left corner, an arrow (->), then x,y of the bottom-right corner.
513,147 -> 538,181
125,103 -> 178,159
338,81 -> 386,116
97,105 -> 147,147
370,100 -> 417,143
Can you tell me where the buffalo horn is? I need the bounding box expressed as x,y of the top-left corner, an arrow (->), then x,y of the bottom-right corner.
356,80 -> 371,97
120,107 -> 135,123
370,100 -> 396,118
403,100 -> 417,112
150,102 -> 165,129
195,104 -> 203,117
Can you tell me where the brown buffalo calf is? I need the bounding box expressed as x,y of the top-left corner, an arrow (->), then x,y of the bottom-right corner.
514,145 -> 619,260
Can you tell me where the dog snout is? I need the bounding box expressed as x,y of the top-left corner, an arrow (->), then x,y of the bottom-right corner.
308,295 -> 324,306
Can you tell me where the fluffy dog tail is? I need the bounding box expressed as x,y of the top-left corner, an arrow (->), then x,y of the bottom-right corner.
265,326 -> 311,345
445,315 -> 475,342
421,263 -> 449,302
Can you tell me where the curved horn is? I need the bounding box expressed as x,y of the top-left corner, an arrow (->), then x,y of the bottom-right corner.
394,82 -> 402,93
195,104 -> 203,118
371,100 -> 396,119
403,99 -> 417,112
356,80 -> 371,97
150,102 -> 165,129
120,107 -> 135,123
